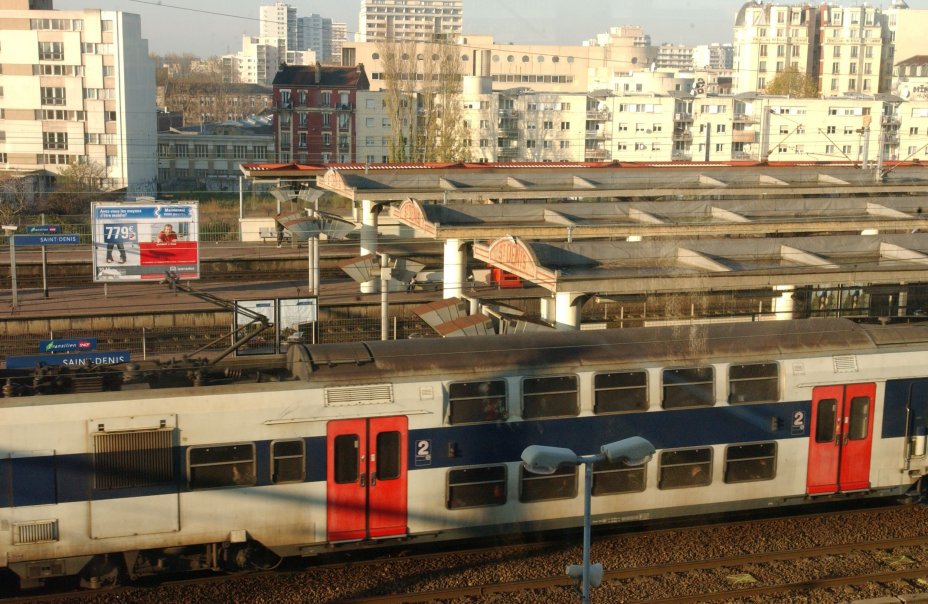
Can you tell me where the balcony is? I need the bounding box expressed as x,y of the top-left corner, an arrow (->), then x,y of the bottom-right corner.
672,130 -> 693,142
882,115 -> 900,127
585,130 -> 611,140
884,132 -> 899,144
732,130 -> 758,143
586,109 -> 611,120
585,148 -> 611,160
674,112 -> 693,122
671,151 -> 692,161
498,147 -> 520,159
335,103 -> 353,111
733,114 -> 760,124
731,151 -> 756,160
498,108 -> 521,118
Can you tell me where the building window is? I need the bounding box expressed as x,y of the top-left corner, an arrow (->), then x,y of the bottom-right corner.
175,144 -> 188,157
158,143 -> 170,157
299,132 -> 307,148
560,121 -> 570,130
322,113 -> 331,127
724,442 -> 776,483
194,144 -> 209,158
447,465 -> 507,508
40,87 -> 66,106
323,132 -> 332,147
663,366 -> 714,408
188,443 -> 256,489
658,447 -> 712,489
42,132 -> 68,150
271,439 -> 305,484
321,91 -> 331,106
38,41 -> 64,61
215,145 -> 227,158
448,380 -> 507,424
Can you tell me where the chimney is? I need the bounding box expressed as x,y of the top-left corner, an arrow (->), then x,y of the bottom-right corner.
314,61 -> 322,84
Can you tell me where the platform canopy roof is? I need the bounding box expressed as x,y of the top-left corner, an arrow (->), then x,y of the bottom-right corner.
472,233 -> 928,295
390,196 -> 928,240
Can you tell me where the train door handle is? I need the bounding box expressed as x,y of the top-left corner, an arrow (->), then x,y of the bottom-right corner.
359,473 -> 367,487
370,473 -> 377,486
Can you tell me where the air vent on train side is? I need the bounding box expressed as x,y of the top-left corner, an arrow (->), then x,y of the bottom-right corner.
324,383 -> 394,407
13,519 -> 59,545
833,355 -> 859,373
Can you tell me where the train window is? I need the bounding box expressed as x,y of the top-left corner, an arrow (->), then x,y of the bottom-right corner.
594,371 -> 647,414
188,443 -> 255,489
847,396 -> 871,441
271,439 -> 305,484
728,363 -> 779,404
376,431 -> 401,480
333,434 -> 359,484
522,375 -> 579,419
447,465 -> 507,509
815,399 -> 838,443
724,442 -> 776,483
519,464 -> 577,502
592,457 -> 647,495
448,380 -> 508,424
662,367 -> 714,409
93,428 -> 174,490
658,448 -> 712,489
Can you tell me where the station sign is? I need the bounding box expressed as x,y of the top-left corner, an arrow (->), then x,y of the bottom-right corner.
6,350 -> 130,369
91,201 -> 200,283
25,225 -> 61,234
14,234 -> 80,246
38,338 -> 97,353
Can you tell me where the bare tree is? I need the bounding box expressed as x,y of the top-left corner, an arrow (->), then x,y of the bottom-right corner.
0,171 -> 37,225
45,161 -> 109,215
378,39 -> 468,163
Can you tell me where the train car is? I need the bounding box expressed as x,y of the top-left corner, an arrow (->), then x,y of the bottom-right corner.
2,318 -> 928,589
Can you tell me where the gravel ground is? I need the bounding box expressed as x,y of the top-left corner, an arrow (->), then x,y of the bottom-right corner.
48,505 -> 928,603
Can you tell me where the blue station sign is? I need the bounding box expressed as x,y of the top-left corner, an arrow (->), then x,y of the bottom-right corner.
14,234 -> 80,246
6,351 -> 130,369
38,338 -> 97,353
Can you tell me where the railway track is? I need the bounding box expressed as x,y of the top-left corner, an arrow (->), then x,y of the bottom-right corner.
8,503 -> 928,603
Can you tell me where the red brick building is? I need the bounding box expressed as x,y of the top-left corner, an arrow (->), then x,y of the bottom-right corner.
272,63 -> 370,164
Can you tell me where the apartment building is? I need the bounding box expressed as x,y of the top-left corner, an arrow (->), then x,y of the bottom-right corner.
0,0 -> 156,195
260,2 -> 297,56
656,44 -> 694,70
272,63 -> 370,164
693,43 -> 734,70
358,0 -> 463,43
299,14 -> 333,63
157,122 -> 273,193
732,2 -> 820,94
817,4 -> 886,96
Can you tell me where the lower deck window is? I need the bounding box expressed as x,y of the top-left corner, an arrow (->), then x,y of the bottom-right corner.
519,464 -> 577,502
658,447 -> 712,489
271,439 -> 305,484
447,465 -> 507,508
188,443 -> 255,489
592,457 -> 647,495
724,442 -> 776,483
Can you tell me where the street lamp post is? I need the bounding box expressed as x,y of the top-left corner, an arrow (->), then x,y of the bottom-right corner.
521,436 -> 656,604
3,225 -> 18,309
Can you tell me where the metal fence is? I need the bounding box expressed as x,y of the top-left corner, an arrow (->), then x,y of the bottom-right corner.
0,317 -> 436,364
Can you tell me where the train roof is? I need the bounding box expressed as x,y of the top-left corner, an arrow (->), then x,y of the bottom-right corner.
290,319 -> 928,381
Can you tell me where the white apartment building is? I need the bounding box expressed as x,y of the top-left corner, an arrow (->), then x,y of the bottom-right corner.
817,4 -> 886,96
732,2 -> 819,94
355,81 -> 928,165
222,36 -> 279,86
331,22 -> 347,63
693,43 -> 734,70
358,0 -> 463,43
656,44 -> 694,70
0,0 -> 156,195
260,2 -> 297,56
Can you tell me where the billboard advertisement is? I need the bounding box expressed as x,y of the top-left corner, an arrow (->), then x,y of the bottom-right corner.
91,202 -> 199,282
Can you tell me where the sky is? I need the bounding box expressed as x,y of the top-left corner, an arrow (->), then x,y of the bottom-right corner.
53,0 -> 928,58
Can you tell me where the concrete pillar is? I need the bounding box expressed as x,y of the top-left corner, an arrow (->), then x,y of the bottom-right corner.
772,285 -> 795,320
442,238 -> 465,299
554,291 -> 584,330
898,288 -> 908,317
360,198 -> 379,294
540,296 -> 555,324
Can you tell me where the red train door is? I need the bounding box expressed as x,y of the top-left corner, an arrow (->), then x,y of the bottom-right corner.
326,416 -> 408,542
806,383 -> 875,495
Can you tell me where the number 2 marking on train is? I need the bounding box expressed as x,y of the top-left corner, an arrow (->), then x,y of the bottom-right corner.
792,411 -> 806,434
415,439 -> 432,466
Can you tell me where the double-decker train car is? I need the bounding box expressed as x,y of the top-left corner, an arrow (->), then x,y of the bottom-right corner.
2,318 -> 928,589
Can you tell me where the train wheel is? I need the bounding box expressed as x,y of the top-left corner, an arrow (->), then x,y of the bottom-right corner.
78,554 -> 124,589
218,541 -> 282,572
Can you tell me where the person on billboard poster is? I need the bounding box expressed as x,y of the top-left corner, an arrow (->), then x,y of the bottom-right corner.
105,241 -> 126,263
157,223 -> 178,244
